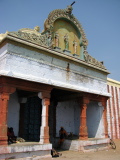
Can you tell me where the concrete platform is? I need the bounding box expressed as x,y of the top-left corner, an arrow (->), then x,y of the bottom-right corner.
53,138 -> 110,152
0,142 -> 52,159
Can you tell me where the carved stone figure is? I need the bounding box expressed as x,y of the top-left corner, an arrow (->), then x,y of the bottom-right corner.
43,5 -> 88,51
34,26 -> 40,32
65,5 -> 73,15
44,19 -> 50,31
54,32 -> 59,47
73,40 -> 77,54
64,34 -> 69,50
82,40 -> 88,50
65,1 -> 75,15
47,32 -> 52,47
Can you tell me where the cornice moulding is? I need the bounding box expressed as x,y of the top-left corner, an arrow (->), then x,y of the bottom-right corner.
0,35 -> 110,74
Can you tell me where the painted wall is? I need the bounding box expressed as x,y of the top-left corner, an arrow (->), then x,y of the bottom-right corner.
56,100 -> 105,138
107,78 -> 120,139
87,102 -> 104,138
54,19 -> 80,55
56,100 -> 80,136
7,92 -> 20,136
0,43 -> 109,97
0,44 -> 8,73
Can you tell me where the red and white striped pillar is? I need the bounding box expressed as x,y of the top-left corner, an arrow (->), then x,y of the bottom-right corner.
38,91 -> 51,144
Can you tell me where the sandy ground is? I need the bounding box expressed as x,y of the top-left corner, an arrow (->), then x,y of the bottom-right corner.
43,139 -> 120,160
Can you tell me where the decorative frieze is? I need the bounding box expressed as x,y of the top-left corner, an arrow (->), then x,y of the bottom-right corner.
8,30 -> 48,47
44,7 -> 88,48
84,50 -> 106,70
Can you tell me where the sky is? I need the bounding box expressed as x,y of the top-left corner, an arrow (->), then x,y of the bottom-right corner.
0,0 -> 120,81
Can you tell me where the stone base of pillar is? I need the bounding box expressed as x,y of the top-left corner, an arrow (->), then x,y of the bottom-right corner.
39,126 -> 50,144
105,133 -> 108,138
79,136 -> 88,140
53,138 -> 109,152
0,125 -> 8,145
0,136 -> 8,145
0,143 -> 52,159
79,126 -> 88,140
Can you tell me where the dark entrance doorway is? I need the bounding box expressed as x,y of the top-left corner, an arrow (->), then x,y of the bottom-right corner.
19,96 -> 42,142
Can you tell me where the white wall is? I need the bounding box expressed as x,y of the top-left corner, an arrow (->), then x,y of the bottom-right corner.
0,43 -> 110,97
74,103 -> 80,134
7,92 -> 20,136
56,100 -> 104,138
87,102 -> 104,138
56,100 -> 80,136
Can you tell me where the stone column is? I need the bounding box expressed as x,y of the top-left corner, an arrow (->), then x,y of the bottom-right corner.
0,86 -> 16,145
101,97 -> 108,138
38,91 -> 51,144
79,96 -> 89,140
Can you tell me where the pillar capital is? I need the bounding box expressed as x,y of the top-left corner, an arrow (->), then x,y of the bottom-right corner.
101,97 -> 108,109
77,95 -> 90,106
0,85 -> 16,95
0,93 -> 9,100
43,98 -> 50,106
38,91 -> 51,99
82,96 -> 90,104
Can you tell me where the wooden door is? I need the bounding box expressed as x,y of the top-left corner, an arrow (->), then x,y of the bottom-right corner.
19,96 -> 42,141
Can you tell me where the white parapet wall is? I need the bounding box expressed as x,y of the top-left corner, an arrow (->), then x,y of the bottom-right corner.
0,43 -> 110,97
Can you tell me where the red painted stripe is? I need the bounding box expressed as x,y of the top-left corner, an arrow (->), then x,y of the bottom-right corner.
115,87 -> 119,138
107,85 -> 113,138
111,86 -> 117,139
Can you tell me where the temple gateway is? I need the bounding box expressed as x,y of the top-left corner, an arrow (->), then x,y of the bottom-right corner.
0,4 -> 113,159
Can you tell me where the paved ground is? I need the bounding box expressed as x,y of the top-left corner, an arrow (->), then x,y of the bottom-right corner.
43,139 -> 120,160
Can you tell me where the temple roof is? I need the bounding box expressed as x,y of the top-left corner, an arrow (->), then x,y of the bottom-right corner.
0,5 -> 109,73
